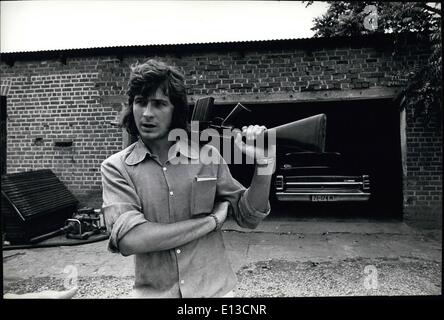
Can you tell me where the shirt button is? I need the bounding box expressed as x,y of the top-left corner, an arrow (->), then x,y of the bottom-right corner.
176,249 -> 181,254
180,280 -> 185,285
163,167 -> 167,171
169,191 -> 174,196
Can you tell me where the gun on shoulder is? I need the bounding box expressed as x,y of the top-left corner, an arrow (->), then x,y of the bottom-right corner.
191,97 -> 327,153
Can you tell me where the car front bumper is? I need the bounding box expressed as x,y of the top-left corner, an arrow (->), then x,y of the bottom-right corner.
276,190 -> 371,202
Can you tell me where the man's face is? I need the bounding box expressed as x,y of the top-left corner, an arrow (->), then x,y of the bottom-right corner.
133,88 -> 174,143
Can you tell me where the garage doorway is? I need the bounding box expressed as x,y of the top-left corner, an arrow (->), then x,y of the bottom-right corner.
209,98 -> 403,219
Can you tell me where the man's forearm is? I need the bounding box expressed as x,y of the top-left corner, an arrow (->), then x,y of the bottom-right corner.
118,215 -> 216,256
245,165 -> 273,212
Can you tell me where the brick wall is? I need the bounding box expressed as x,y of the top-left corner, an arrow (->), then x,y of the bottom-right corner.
0,34 -> 441,224
0,59 -> 124,194
404,108 -> 442,227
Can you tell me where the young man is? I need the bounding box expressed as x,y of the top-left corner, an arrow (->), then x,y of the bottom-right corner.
101,59 -> 276,298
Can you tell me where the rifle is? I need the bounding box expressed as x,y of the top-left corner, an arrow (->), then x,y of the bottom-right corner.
191,97 -> 327,153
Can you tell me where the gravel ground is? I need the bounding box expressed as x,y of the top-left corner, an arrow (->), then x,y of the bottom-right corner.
4,276 -> 135,299
4,257 -> 441,298
236,257 -> 441,297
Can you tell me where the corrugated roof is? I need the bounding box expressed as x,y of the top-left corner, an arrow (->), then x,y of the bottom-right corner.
0,33 -> 421,61
1,37 -> 312,54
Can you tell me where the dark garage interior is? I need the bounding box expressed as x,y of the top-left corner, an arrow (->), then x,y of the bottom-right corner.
205,98 -> 403,220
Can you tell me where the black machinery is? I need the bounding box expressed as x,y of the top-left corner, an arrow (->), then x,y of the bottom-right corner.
29,207 -> 104,244
2,169 -> 107,246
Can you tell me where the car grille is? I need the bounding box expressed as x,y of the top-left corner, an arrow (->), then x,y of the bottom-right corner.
275,174 -> 371,202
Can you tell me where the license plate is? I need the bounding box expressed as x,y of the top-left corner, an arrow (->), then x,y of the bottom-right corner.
311,195 -> 336,202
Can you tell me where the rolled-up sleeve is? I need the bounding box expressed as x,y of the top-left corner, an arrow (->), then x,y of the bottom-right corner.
101,158 -> 148,253
215,153 -> 270,229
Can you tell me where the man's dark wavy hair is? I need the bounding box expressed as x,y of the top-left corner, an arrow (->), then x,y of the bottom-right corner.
120,59 -> 189,135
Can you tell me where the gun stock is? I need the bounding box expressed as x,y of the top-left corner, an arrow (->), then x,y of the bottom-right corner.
264,113 -> 327,153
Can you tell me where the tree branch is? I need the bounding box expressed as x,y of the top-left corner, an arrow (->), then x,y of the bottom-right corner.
421,3 -> 441,15
303,1 -> 314,8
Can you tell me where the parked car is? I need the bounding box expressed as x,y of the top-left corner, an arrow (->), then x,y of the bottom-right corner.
274,150 -> 371,203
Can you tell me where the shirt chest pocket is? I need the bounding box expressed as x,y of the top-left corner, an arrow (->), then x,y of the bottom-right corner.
191,176 -> 217,216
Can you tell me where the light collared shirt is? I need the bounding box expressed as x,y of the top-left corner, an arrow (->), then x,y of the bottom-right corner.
101,138 -> 270,298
